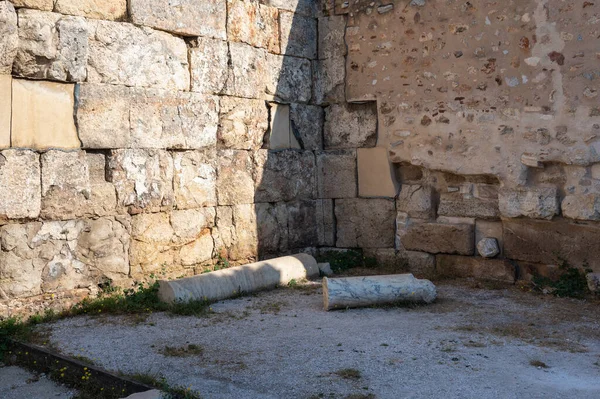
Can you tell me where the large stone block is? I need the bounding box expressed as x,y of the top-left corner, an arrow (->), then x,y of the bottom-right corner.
11,79 -> 80,150
10,0 -> 52,10
266,54 -> 312,103
279,11 -> 317,59
318,16 -> 347,60
108,149 -> 174,213
216,150 -> 255,205
290,103 -> 323,150
0,217 -> 130,298
173,150 -> 217,209
0,1 -> 17,74
503,219 -> 600,272
130,0 -> 226,38
562,194 -> 600,221
324,103 -> 377,149
254,149 -> 316,202
130,209 -> 215,278
287,200 -> 325,248
396,184 -> 434,219
218,97 -> 268,150
190,37 -> 229,95
0,150 -> 41,220
14,9 -> 88,82
475,220 -> 503,257
267,104 -> 296,150
256,202 -> 288,255
224,42 -> 267,99
398,220 -> 474,255
0,75 -> 10,148
316,150 -> 357,199
87,20 -> 189,90
357,147 -> 399,198
335,198 -> 396,248
498,187 -> 559,220
438,192 -> 500,219
313,55 -> 345,105
55,0 -> 127,21
317,198 -> 335,247
260,0 -> 317,16
213,205 -> 258,263
436,255 -> 516,283
227,0 -> 279,53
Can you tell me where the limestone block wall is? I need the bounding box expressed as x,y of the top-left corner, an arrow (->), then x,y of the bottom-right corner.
0,0 -> 346,316
322,0 -> 600,281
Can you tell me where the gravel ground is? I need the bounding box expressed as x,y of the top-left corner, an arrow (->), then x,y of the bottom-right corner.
40,281 -> 600,399
0,365 -> 76,398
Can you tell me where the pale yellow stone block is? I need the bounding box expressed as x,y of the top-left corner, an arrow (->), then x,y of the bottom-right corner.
0,75 -> 10,149
269,103 -> 292,150
11,79 -> 80,150
357,147 -> 399,198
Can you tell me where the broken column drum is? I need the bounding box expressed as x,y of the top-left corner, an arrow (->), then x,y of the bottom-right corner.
158,254 -> 319,303
323,274 -> 437,310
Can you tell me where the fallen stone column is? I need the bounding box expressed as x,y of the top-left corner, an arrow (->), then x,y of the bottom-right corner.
323,274 -> 437,311
158,254 -> 319,303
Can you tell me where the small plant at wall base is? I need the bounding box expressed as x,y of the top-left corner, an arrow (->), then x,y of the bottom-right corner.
317,250 -> 377,273
532,260 -> 592,299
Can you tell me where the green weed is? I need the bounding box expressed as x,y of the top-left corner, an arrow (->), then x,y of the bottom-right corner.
533,260 -> 592,299
317,250 -> 377,273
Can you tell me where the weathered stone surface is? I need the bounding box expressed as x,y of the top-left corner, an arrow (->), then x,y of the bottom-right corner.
130,0 -> 226,38
318,16 -> 346,60
190,37 -> 229,95
256,202 -> 288,254
317,198 -> 335,247
227,0 -> 279,53
0,1 -> 17,74
87,20 -> 189,90
11,79 -> 79,150
436,255 -> 516,283
213,205 -> 258,262
587,273 -> 600,294
130,209 -> 215,278
562,194 -> 600,221
279,11 -> 317,59
108,150 -> 174,213
357,147 -> 398,198
475,220 -> 503,256
477,238 -> 500,259
267,104 -> 294,150
290,103 -> 323,150
224,42 -> 267,99
396,185 -> 434,219
10,0 -> 52,11
0,75 -> 10,148
324,103 -> 377,149
14,9 -> 88,82
287,200 -> 321,248
254,150 -> 316,202
266,54 -> 312,103
503,219 -> 600,272
316,150 -> 357,199
218,97 -> 268,150
55,0 -> 127,21
499,187 -> 559,220
0,150 -> 41,220
335,198 -> 395,248
216,150 -> 255,205
0,217 -> 130,298
438,192 -> 499,219
313,55 -> 345,105
260,0 -> 317,16
173,150 -> 217,209
398,220 -> 474,255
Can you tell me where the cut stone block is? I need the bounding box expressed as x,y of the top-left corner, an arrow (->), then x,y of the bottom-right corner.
398,221 -> 474,256
266,54 -> 312,103
335,198 -> 396,248
11,79 -> 80,150
498,187 -> 559,220
224,42 -> 267,99
279,11 -> 317,59
87,20 -> 189,91
0,1 -> 18,74
256,202 -> 288,254
0,150 -> 41,220
107,149 -> 174,213
129,0 -> 226,38
313,55 -> 345,105
290,103 -> 323,150
10,0 -> 53,11
475,220 -> 503,256
358,147 -> 399,198
436,255 -> 516,283
14,9 -> 88,82
562,194 -> 600,221
318,16 -> 347,60
218,97 -> 268,150
0,75 -> 10,148
503,218 -> 600,272
227,0 -> 280,53
317,199 -> 335,247
254,149 -> 316,202
213,204 -> 258,262
324,103 -> 377,149
268,104 -> 293,150
287,200 -> 321,248
173,150 -> 217,210
55,0 -> 127,21
190,37 -> 229,95
316,150 -> 357,199
438,192 -> 499,219
41,150 -> 89,219
259,0 -> 317,16
396,184 -> 434,219
216,150 -> 255,205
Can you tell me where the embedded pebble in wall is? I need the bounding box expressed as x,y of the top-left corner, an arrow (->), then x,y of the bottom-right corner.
378,4 -> 394,14
477,238 -> 500,259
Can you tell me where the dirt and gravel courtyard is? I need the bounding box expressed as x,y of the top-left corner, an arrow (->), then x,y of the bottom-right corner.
18,279 -> 599,399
